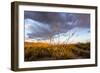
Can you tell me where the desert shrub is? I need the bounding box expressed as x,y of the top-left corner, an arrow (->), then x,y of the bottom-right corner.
50,45 -> 76,59
24,42 -> 90,61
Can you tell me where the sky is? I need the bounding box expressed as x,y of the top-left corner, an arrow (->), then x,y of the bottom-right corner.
24,11 -> 90,44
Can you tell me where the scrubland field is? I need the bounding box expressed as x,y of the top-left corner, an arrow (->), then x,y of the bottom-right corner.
24,42 -> 90,61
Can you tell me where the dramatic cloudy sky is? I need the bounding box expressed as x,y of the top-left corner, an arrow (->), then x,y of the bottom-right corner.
24,11 -> 90,43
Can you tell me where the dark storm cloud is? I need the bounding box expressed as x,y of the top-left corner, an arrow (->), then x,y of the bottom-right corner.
24,11 -> 90,39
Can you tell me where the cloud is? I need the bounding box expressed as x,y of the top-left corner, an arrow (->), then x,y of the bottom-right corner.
24,11 -> 90,41
25,18 -> 52,39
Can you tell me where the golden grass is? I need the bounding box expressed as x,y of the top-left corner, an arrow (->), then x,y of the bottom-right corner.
24,42 -> 90,61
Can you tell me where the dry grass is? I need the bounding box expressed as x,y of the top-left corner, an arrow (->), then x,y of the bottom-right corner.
24,42 -> 90,61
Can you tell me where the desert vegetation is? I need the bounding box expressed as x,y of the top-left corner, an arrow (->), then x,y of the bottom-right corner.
24,26 -> 90,61
24,11 -> 90,61
24,42 -> 90,61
